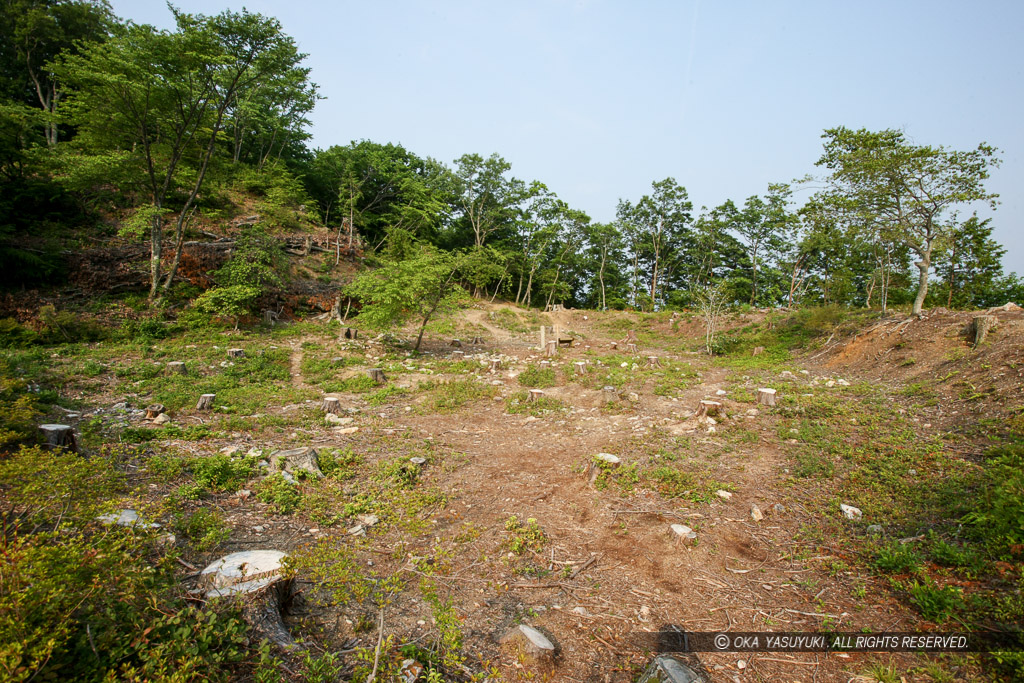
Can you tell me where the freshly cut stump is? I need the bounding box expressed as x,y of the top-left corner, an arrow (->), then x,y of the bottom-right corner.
574,362 -> 586,376
545,340 -> 557,357
752,346 -> 766,357
451,350 -> 465,360
625,343 -> 638,354
146,403 -> 165,419
528,389 -> 545,403
322,397 -> 341,414
366,367 -> 386,384
587,452 -> 620,485
647,356 -> 661,368
489,359 -> 502,373
198,550 -> 298,650
39,424 -> 76,453
602,386 -> 619,404
696,400 -> 722,418
500,624 -> 556,668
450,339 -> 462,348
756,388 -> 777,407
196,393 -> 215,410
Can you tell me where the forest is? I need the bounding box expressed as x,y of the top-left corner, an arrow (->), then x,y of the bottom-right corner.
1,0 -> 1019,320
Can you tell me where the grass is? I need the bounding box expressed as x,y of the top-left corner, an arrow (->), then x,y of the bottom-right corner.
505,391 -> 566,416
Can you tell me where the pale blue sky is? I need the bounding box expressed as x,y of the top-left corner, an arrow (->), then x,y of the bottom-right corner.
112,0 -> 1024,275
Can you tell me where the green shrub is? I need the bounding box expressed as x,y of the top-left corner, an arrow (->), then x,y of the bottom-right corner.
256,473 -> 301,514
174,508 -> 231,551
190,455 -> 255,493
907,580 -> 962,623
504,515 -> 546,555
0,319 -> 37,347
873,541 -> 923,574
962,441 -> 1024,557
517,366 -> 557,388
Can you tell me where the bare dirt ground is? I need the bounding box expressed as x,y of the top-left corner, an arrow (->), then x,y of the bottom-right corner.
63,302 -> 1024,681
211,303 -> 1023,683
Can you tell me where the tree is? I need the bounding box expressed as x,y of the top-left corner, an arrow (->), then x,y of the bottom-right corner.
54,8 -> 315,301
817,127 -> 1000,315
345,248 -> 467,352
451,152 -> 524,249
582,222 -> 624,310
733,183 -> 794,306
931,215 -> 1006,309
693,280 -> 729,355
621,178 -> 692,309
1,0 -> 114,146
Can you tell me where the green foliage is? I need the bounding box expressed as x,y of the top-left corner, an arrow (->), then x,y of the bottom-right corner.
318,448 -> 361,479
516,365 -> 557,388
505,391 -> 565,416
215,225 -> 288,293
504,515 -> 547,555
907,580 -> 962,623
189,455 -> 255,493
873,542 -> 923,574
255,473 -> 301,513
0,365 -> 38,448
417,379 -> 495,414
174,508 -> 231,551
192,285 -> 261,327
962,441 -> 1024,557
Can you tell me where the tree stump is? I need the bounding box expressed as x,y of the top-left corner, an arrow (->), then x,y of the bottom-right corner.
198,550 -> 299,651
366,368 -> 386,384
587,452 -> 620,484
196,394 -> 215,410
972,315 -> 996,347
343,327 -> 358,340
489,359 -> 502,374
146,403 -> 165,419
610,341 -> 618,350
752,346 -> 766,356
166,361 -> 186,375
602,386 -> 619,403
696,400 -> 722,418
647,356 -> 661,368
471,336 -> 484,345
450,339 -> 462,348
545,340 -> 557,357
528,389 -> 545,403
574,362 -> 586,376
227,348 -> 245,359
269,447 -> 323,478
625,343 -> 638,354
539,360 -> 551,370
757,388 -> 777,407
39,424 -> 76,453
451,350 -> 465,361
322,397 -> 341,414
263,309 -> 280,326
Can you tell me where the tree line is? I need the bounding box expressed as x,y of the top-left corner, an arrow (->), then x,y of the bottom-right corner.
2,0 -> 1019,313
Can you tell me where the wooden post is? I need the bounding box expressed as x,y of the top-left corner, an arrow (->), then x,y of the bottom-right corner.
322,397 -> 341,414
972,315 -> 996,347
39,424 -> 76,453
166,361 -> 186,375
196,394 -> 215,410
146,403 -> 165,419
227,348 -> 245,358
574,361 -> 586,376
539,325 -> 546,350
545,340 -> 557,357
757,388 -> 777,407
489,359 -> 502,374
528,389 -> 545,403
697,400 -> 722,418
366,368 -> 386,384
647,356 -> 661,368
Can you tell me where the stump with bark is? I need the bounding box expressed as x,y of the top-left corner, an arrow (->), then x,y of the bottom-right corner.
269,447 -> 323,478
647,356 -> 661,368
39,424 -> 76,453
198,550 -> 299,650
342,327 -> 358,340
196,394 -> 215,410
471,337 -> 484,345
539,360 -> 551,370
528,389 -> 545,403
602,386 -> 619,403
696,400 -> 722,418
146,403 -> 165,419
625,343 -> 638,354
366,368 -> 386,384
574,362 -> 586,376
489,359 -> 502,374
450,339 -> 462,348
166,361 -> 186,375
752,346 -> 766,357
227,348 -> 245,359
451,350 -> 465,361
545,340 -> 557,357
757,388 -> 777,407
972,315 -> 997,347
322,397 -> 341,414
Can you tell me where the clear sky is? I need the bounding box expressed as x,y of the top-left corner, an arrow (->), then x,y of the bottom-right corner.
111,0 -> 1024,275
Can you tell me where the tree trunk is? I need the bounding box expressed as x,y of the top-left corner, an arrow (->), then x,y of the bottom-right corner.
912,252 -> 931,316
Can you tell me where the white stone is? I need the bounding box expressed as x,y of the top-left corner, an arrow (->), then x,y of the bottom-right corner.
840,503 -> 863,520
716,490 -> 732,501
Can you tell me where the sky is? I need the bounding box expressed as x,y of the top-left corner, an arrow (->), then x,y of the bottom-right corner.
110,0 -> 1024,275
